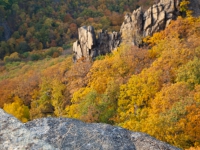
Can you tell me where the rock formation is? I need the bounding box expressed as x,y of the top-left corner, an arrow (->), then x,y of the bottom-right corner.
0,109 -> 55,149
97,30 -> 121,55
0,109 -> 180,150
73,26 -> 120,61
120,0 -> 181,46
73,26 -> 96,61
73,0 -> 200,60
189,0 -> 200,17
73,0 -> 182,61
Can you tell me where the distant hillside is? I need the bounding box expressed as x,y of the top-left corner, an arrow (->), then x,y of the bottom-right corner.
1,0 -> 200,149
1,14 -> 200,149
0,0 -> 154,59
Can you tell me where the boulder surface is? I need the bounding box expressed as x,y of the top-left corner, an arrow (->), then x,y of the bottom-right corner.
0,109 -> 181,150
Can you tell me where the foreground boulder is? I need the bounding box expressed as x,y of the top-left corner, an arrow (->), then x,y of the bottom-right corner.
0,109 -> 54,149
0,109 -> 180,150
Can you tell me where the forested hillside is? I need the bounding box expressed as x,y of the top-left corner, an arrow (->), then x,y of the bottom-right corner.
0,0 -> 154,60
1,14 -> 200,149
1,0 -> 200,149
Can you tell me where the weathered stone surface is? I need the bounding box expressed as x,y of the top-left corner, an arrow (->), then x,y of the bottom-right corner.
189,0 -> 200,17
1,109 -> 180,150
0,109 -> 56,150
73,27 -> 120,61
73,41 -> 82,60
120,7 -> 143,45
97,30 -> 121,55
120,0 -> 181,46
73,26 -> 96,61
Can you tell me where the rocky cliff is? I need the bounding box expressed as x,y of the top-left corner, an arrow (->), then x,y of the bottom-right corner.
189,0 -> 200,17
73,26 -> 121,61
73,0 -> 183,61
0,109 -> 180,150
120,0 -> 180,46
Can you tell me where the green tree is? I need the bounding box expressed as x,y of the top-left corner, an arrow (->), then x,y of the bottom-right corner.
34,27 -> 49,47
16,41 -> 30,54
176,57 -> 200,89
30,78 -> 53,119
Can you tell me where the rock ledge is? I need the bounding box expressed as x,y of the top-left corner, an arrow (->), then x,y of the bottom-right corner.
0,109 -> 180,150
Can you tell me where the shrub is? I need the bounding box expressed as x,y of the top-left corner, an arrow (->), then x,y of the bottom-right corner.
30,53 -> 40,61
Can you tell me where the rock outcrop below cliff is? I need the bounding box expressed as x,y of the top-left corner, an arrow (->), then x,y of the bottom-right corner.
73,26 -> 120,61
73,26 -> 97,61
0,109 -> 180,150
189,0 -> 200,17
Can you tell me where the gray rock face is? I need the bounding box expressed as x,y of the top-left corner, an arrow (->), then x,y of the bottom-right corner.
120,0 -> 181,46
97,30 -> 121,55
73,27 -> 120,61
0,109 -> 180,150
73,26 -> 96,61
189,0 -> 200,17
0,109 -> 56,150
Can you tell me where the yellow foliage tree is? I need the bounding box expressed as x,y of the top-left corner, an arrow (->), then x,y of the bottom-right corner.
51,79 -> 66,117
66,44 -> 152,123
66,87 -> 95,121
3,96 -> 30,122
117,69 -> 162,131
180,0 -> 192,17
146,83 -> 200,149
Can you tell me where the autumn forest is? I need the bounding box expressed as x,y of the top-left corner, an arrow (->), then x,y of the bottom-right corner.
0,0 -> 200,149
